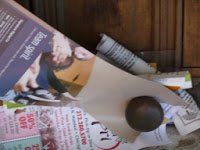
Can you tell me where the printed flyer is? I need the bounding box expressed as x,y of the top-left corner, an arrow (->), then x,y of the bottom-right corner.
0,0 -> 95,105
0,0 -> 186,147
0,110 -> 42,149
0,1 -> 53,96
2,105 -> 133,150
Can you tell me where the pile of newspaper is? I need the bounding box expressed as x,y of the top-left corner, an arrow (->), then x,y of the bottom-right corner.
1,0 -> 200,149
96,34 -> 200,149
1,34 -> 200,150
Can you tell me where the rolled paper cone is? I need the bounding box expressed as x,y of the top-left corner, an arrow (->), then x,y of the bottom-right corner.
78,57 -> 185,141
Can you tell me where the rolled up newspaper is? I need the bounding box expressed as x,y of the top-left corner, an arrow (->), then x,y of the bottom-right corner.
96,34 -> 157,75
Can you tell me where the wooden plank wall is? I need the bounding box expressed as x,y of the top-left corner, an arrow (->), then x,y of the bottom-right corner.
153,0 -> 177,51
183,0 -> 200,67
183,0 -> 200,77
63,0 -> 153,51
15,0 -> 181,71
15,0 -> 65,32
15,0 -> 177,51
64,0 -> 177,53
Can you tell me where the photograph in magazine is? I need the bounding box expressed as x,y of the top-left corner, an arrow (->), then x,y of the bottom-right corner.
0,30 -> 95,105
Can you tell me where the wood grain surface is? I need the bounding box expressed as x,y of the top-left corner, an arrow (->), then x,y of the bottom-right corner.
183,0 -> 200,67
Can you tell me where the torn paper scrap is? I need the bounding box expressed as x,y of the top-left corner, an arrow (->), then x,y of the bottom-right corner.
173,90 -> 200,136
139,71 -> 192,90
132,124 -> 172,150
161,103 -> 181,120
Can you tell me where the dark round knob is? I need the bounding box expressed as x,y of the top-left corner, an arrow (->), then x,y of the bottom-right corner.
125,96 -> 164,132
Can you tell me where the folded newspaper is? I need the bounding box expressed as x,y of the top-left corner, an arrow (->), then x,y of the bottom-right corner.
0,0 -> 190,149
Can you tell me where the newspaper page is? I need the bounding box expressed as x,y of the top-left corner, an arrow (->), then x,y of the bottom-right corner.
3,105 -> 134,150
3,104 -> 181,150
132,124 -> 172,150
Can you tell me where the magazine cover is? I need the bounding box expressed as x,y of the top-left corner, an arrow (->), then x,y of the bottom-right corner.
0,0 -> 185,145
0,0 -> 95,105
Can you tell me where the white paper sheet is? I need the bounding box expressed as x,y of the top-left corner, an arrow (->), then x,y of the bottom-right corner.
173,90 -> 200,136
139,71 -> 192,90
0,106 -> 3,112
132,124 -> 172,150
161,103 -> 181,120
